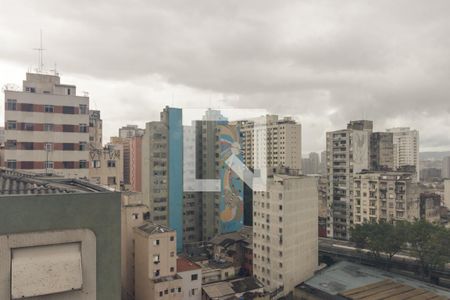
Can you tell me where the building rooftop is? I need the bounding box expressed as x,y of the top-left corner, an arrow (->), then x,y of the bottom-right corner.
202,277 -> 263,299
209,226 -> 252,248
339,279 -> 447,300
0,168 -> 111,195
136,222 -> 174,235
298,261 -> 450,299
177,257 -> 201,272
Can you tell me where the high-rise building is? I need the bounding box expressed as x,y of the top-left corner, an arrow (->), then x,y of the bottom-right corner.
129,135 -> 143,192
352,171 -> 420,225
4,72 -> 90,177
326,120 -> 372,239
252,171 -> 318,296
442,156 -> 450,179
119,124 -> 145,139
238,115 -> 302,172
134,222 -> 182,300
444,180 -> 450,209
195,110 -> 244,240
319,150 -> 327,175
302,152 -> 320,174
89,110 -> 102,148
419,192 -> 441,224
142,107 -> 184,251
386,127 -> 419,178
369,132 -> 394,171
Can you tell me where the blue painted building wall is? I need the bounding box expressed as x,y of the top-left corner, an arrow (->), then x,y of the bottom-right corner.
167,107 -> 184,252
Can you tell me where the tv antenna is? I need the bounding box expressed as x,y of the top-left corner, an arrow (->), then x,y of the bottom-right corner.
33,30 -> 45,72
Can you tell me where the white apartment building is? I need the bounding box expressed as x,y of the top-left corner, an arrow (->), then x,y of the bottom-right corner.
238,115 -> 302,172
386,127 -> 419,177
353,171 -> 420,225
4,72 -> 90,178
252,173 -> 318,297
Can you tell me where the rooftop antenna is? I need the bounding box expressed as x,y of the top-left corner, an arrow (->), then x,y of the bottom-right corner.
33,30 -> 45,72
50,62 -> 58,76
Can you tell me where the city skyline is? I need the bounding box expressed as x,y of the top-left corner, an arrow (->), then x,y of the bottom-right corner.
1,1 -> 450,153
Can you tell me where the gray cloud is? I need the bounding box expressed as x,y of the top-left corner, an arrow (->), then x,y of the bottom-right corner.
1,0 -> 449,152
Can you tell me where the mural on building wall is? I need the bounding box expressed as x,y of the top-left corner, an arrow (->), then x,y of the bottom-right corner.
218,124 -> 244,233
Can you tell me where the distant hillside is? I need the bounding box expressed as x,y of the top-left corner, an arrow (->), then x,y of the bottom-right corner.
420,151 -> 450,161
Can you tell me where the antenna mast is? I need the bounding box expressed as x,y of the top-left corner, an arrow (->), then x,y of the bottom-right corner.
33,30 -> 45,72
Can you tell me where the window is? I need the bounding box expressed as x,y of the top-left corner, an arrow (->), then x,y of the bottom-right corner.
63,161 -> 75,169
63,143 -> 75,150
44,105 -> 54,113
67,88 -> 71,95
170,288 -> 175,293
23,123 -> 33,131
63,125 -> 75,132
6,140 -> 17,149
79,142 -> 87,151
79,104 -> 88,114
25,87 -> 36,93
79,124 -> 88,133
154,239 -> 160,246
153,255 -> 160,263
79,160 -> 88,169
44,143 -> 53,152
7,160 -> 17,169
7,121 -> 17,130
132,213 -> 139,220
44,123 -> 54,132
170,236 -> 175,242
44,161 -> 54,169
22,103 -> 33,112
6,99 -> 17,110
170,252 -> 175,257
93,160 -> 101,168
170,267 -> 174,272
178,288 -> 181,293
62,106 -> 75,114
107,176 -> 117,185
164,289 -> 168,294
191,274 -> 198,281
155,270 -> 160,277
107,160 -> 116,167
159,291 -> 163,297
22,142 -> 33,150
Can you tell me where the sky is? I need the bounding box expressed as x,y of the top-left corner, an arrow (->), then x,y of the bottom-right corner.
1,0 -> 450,154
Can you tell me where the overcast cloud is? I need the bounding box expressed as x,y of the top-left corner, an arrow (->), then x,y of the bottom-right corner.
1,0 -> 449,153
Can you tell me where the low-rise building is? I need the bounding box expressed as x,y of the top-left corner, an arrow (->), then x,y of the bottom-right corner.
88,143 -> 124,190
202,277 -> 264,300
177,257 -> 202,300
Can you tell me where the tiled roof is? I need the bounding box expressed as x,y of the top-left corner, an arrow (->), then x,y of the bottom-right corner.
177,257 -> 201,272
136,222 -> 174,235
0,168 -> 111,195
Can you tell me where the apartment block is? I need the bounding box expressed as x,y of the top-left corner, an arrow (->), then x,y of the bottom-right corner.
370,132 -> 394,171
252,172 -> 318,297
89,110 -> 102,148
444,180 -> 450,209
302,152 -> 320,175
352,171 -> 420,225
442,156 -> 450,179
4,72 -> 90,177
88,143 -> 124,190
419,192 -> 441,224
130,135 -> 143,192
326,120 -> 372,239
142,107 -> 184,251
134,223 -> 182,300
238,115 -> 302,171
387,127 -> 419,178
119,124 -> 145,139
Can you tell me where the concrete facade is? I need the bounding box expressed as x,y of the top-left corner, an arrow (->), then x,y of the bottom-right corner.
370,132 -> 394,171
252,174 -> 318,296
4,72 -> 90,178
387,127 -> 420,178
444,179 -> 450,209
88,143 -> 124,190
0,191 -> 121,299
133,223 -> 182,300
326,120 -> 372,239
352,171 -> 420,225
177,258 -> 202,300
442,156 -> 450,179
